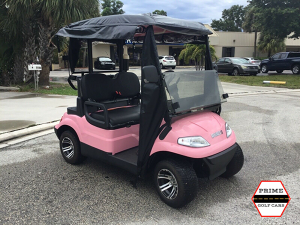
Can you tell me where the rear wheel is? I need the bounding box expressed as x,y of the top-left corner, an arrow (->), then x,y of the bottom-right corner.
160,63 -> 164,69
154,159 -> 198,208
221,145 -> 244,178
276,69 -> 283,73
172,66 -> 176,69
232,68 -> 239,76
261,64 -> 268,73
60,130 -> 84,164
292,64 -> 299,74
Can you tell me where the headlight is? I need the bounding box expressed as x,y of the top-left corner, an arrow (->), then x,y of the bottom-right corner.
101,62 -> 105,65
178,136 -> 210,148
225,123 -> 232,138
241,65 -> 247,69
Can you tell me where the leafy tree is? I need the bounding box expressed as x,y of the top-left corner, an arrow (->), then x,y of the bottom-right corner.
101,0 -> 125,16
3,0 -> 100,86
179,44 -> 217,70
258,34 -> 286,57
243,6 -> 259,57
152,10 -> 167,16
247,0 -> 300,39
0,0 -> 23,85
211,5 -> 246,32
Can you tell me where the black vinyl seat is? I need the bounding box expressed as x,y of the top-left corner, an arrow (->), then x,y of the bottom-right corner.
81,72 -> 140,129
90,105 -> 140,128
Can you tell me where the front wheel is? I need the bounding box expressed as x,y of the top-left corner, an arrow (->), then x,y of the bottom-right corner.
154,159 -> 198,208
60,130 -> 84,164
232,68 -> 239,76
221,144 -> 244,178
292,64 -> 300,74
261,64 -> 268,73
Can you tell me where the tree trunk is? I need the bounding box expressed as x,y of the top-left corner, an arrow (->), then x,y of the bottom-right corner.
13,54 -> 24,84
254,31 -> 257,58
38,24 -> 53,86
39,60 -> 50,86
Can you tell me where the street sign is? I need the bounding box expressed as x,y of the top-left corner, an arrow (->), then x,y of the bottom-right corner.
252,181 -> 290,217
28,64 -> 42,71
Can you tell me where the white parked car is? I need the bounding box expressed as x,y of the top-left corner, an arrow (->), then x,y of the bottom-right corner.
159,56 -> 176,69
244,57 -> 261,65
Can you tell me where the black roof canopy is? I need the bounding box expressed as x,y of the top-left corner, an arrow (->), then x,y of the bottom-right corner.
56,14 -> 212,41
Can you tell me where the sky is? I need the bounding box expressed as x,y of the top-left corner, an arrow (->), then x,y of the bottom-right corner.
121,0 -> 249,24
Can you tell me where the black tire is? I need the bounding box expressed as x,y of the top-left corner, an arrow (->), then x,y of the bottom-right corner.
261,64 -> 268,73
59,130 -> 84,164
276,70 -> 283,73
221,144 -> 244,178
292,64 -> 300,74
172,66 -> 176,69
154,159 -> 198,208
232,68 -> 239,76
160,63 -> 164,69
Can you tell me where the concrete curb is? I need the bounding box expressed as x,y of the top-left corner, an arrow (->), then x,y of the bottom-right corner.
0,121 -> 59,143
0,86 -> 20,92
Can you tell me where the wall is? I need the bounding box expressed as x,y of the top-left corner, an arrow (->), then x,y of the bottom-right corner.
92,43 -> 111,62
157,45 -> 169,56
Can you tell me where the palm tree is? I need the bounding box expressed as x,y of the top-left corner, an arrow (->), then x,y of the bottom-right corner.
258,33 -> 286,57
4,0 -> 100,86
179,44 -> 217,70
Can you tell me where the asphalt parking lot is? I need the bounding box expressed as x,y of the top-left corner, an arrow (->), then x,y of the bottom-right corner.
0,90 -> 299,224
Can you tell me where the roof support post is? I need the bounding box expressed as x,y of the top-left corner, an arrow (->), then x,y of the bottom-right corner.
87,40 -> 93,74
205,36 -> 213,70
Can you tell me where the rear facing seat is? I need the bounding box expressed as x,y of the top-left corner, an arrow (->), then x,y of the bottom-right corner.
81,72 -> 140,129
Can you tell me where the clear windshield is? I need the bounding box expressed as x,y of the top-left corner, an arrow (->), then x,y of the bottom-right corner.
164,70 -> 226,114
231,58 -> 249,64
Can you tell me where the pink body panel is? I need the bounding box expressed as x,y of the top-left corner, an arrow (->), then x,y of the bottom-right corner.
55,111 -> 236,159
55,113 -> 139,155
151,111 -> 236,158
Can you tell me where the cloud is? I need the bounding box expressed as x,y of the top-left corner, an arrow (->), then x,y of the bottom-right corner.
121,0 -> 249,24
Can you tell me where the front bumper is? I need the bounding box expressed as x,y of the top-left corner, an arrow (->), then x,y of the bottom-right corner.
240,68 -> 259,74
202,143 -> 239,180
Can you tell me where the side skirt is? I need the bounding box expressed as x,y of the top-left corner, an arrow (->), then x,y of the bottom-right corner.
80,142 -> 138,175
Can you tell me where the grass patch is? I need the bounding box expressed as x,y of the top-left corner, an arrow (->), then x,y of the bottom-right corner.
18,82 -> 77,96
219,75 -> 300,89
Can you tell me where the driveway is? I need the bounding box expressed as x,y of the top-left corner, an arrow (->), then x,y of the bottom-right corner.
0,92 -> 76,134
0,90 -> 299,224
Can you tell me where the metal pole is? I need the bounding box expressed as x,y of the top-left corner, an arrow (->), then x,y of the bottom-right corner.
87,40 -> 93,74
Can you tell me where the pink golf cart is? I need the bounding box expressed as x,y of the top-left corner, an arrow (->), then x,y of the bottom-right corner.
54,14 -> 244,208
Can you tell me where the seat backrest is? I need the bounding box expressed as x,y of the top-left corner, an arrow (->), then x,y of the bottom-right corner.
114,72 -> 140,98
81,74 -> 114,101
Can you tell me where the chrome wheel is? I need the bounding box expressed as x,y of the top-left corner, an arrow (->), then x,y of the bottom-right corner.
157,169 -> 178,200
292,65 -> 299,74
61,137 -> 74,159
